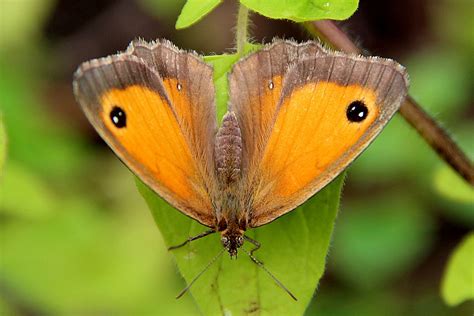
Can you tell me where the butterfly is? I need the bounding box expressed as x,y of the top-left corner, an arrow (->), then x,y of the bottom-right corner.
73,39 -> 408,282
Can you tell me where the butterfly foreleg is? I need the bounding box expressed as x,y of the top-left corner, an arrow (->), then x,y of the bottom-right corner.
168,229 -> 216,251
243,235 -> 261,256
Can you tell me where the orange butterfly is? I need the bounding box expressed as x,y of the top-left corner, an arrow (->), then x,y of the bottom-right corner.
73,39 -> 408,297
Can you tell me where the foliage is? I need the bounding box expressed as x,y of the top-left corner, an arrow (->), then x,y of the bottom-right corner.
176,0 -> 222,29
441,233 -> 474,306
240,0 -> 358,22
175,0 -> 358,28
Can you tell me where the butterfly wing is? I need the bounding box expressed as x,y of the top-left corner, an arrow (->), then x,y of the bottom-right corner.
73,41 -> 217,226
229,41 -> 409,227
229,40 -> 326,182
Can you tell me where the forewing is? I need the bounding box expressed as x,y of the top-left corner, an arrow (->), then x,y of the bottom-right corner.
237,52 -> 408,227
73,49 -> 217,227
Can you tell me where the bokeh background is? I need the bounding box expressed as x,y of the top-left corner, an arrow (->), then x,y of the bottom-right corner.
1,0 -> 473,315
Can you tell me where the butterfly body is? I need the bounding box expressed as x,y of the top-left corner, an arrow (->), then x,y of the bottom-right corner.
73,39 -> 408,258
213,111 -> 249,256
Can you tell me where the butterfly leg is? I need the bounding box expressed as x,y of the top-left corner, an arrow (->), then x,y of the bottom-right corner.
168,229 -> 215,251
241,246 -> 297,301
244,235 -> 261,256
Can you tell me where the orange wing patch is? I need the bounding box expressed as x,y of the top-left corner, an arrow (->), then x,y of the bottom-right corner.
244,74 -> 284,161
161,78 -> 192,127
260,83 -> 377,198
250,83 -> 380,225
99,85 -> 212,220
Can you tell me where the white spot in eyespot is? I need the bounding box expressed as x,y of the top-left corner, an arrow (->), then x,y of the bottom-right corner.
112,116 -> 119,124
268,81 -> 274,90
177,83 -> 182,91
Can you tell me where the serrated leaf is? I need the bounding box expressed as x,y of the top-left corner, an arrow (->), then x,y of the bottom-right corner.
138,175 -> 343,315
441,232 -> 474,306
240,0 -> 358,22
176,0 -> 222,29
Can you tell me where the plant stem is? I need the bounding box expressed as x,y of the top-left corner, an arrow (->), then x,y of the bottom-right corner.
305,20 -> 474,185
236,4 -> 249,55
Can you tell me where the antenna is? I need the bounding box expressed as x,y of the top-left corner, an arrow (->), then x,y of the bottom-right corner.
176,248 -> 226,299
241,248 -> 298,301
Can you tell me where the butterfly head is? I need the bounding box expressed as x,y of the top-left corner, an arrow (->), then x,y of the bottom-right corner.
221,233 -> 244,258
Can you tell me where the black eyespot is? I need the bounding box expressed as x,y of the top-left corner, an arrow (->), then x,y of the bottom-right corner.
346,100 -> 368,122
110,106 -> 126,128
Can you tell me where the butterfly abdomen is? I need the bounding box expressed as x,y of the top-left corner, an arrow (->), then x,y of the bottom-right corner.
215,111 -> 242,186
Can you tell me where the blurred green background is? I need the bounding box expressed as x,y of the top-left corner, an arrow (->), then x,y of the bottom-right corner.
0,0 -> 473,315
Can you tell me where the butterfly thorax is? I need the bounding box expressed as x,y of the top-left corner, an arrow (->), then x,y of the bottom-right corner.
214,111 -> 248,257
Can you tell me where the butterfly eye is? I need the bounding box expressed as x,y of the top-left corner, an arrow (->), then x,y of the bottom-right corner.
110,106 -> 126,128
237,236 -> 243,246
221,236 -> 229,246
346,100 -> 368,122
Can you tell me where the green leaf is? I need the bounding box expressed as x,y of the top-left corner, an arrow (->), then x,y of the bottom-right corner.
176,0 -> 222,29
240,0 -> 358,22
203,53 -> 241,120
138,174 -> 343,315
441,232 -> 474,306
203,42 -> 260,120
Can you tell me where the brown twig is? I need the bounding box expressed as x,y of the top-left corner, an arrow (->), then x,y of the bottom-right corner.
305,20 -> 474,185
